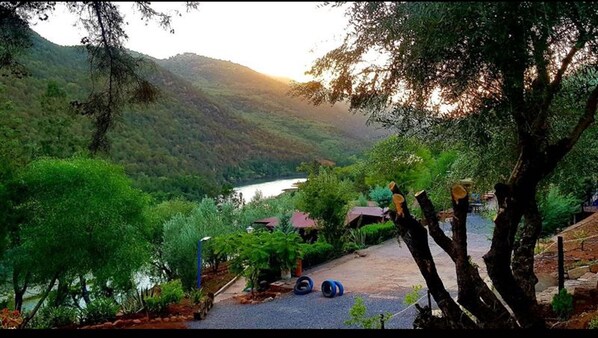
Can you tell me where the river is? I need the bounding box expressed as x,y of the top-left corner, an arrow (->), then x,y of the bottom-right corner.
233,177 -> 307,201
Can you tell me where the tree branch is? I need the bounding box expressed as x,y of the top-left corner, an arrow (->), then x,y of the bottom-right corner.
414,190 -> 456,260
547,84 -> 598,167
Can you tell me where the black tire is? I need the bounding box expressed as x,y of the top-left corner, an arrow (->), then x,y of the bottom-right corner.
321,280 -> 337,298
294,277 -> 313,295
333,280 -> 344,296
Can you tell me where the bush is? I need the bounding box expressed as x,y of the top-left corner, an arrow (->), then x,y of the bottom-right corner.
145,280 -> 184,314
551,288 -> 573,320
361,221 -> 396,245
539,184 -> 580,235
33,306 -> 79,328
369,186 -> 392,207
299,241 -> 335,268
589,316 -> 598,329
83,297 -> 119,324
159,280 -> 184,305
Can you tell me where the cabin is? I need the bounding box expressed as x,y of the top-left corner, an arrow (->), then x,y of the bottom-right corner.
253,211 -> 318,243
345,206 -> 389,228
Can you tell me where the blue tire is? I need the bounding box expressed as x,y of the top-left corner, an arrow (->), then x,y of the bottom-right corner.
321,280 -> 337,298
333,280 -> 344,296
296,276 -> 313,289
294,276 -> 313,295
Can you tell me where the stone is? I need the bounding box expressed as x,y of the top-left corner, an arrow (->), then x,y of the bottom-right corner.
262,297 -> 274,303
132,319 -> 141,324
590,263 -> 598,274
568,266 -> 590,280
163,317 -> 170,322
113,320 -> 125,328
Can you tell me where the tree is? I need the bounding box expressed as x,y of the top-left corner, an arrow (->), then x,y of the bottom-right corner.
293,2 -> 598,328
296,167 -> 355,250
0,1 -> 198,154
1,157 -> 150,326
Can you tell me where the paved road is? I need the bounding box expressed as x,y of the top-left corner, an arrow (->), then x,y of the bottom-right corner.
187,214 -> 494,329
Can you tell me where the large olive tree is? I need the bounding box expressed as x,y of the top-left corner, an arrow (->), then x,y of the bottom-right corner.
293,2 -> 598,329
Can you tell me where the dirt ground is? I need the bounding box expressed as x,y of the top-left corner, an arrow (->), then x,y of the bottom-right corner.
534,212 -> 598,329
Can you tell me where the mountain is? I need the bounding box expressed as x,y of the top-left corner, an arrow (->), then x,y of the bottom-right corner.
0,32 -> 385,201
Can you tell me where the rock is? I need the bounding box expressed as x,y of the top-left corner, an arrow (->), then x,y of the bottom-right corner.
113,320 -> 125,328
262,297 -> 274,303
155,317 -> 162,322
163,317 -> 170,322
101,322 -> 114,329
132,319 -> 141,324
568,266 -> 590,280
590,263 -> 598,274
80,325 -> 90,330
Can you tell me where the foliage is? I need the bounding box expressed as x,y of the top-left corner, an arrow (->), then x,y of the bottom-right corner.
369,186 -> 392,207
344,228 -> 366,252
82,297 -> 119,324
298,241 -> 335,269
356,193 -> 369,207
296,168 -> 356,250
0,308 -> 22,329
344,296 -> 392,329
214,230 -> 302,293
161,198 -> 241,290
589,316 -> 598,329
539,185 -> 581,235
551,289 -> 573,320
32,306 -> 79,329
119,290 -> 146,316
144,280 -> 184,315
188,288 -> 204,305
361,221 -> 396,245
404,285 -> 424,306
2,157 -> 150,325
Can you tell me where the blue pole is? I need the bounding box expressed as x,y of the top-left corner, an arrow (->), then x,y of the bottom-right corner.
197,239 -> 202,289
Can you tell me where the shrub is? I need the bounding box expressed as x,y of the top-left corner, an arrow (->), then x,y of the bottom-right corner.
589,316 -> 598,329
299,241 -> 335,268
403,285 -> 423,305
361,221 -> 396,245
159,280 -> 184,305
369,186 -> 392,207
0,308 -> 23,329
33,306 -> 79,328
83,297 -> 119,324
145,280 -> 184,315
551,288 -> 573,320
539,184 -> 580,235
344,297 -> 392,329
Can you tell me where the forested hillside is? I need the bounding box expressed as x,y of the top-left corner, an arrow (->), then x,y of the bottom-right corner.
0,32 -> 384,200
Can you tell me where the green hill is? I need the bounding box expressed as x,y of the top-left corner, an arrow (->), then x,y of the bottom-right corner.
0,32 -> 385,200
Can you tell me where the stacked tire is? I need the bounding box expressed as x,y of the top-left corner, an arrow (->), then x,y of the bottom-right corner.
294,276 -> 314,295
321,279 -> 344,298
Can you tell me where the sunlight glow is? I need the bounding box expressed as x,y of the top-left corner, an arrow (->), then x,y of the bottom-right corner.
30,2 -> 349,82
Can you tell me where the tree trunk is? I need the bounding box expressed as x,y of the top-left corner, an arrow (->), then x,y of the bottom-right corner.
79,275 -> 91,305
388,184 -> 477,328
20,272 -> 59,328
12,270 -> 30,312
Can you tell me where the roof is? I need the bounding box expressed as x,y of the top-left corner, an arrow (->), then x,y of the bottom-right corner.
253,211 -> 317,229
345,206 -> 388,225
290,211 -> 317,229
253,217 -> 279,228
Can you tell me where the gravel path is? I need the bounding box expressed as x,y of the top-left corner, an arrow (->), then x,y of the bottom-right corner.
187,290 -> 425,329
187,214 -> 492,329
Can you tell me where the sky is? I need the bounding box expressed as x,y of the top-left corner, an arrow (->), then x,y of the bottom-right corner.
30,2 -> 350,82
